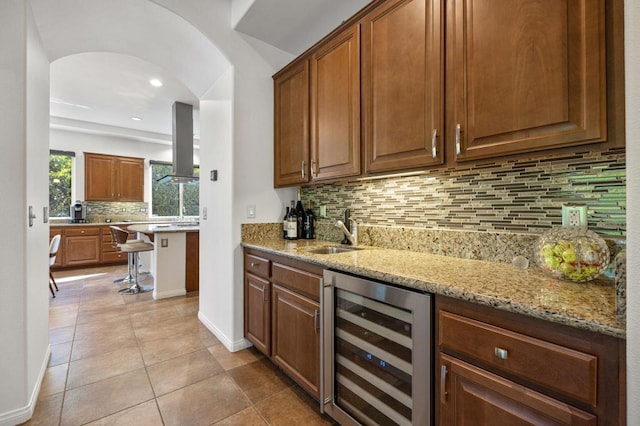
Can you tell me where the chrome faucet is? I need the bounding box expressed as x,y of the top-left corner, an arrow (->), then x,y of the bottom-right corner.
335,218 -> 358,246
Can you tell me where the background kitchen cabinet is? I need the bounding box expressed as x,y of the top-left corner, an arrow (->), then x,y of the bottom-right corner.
447,0 -> 606,161
63,227 -> 101,266
244,252 -> 272,355
185,232 -> 199,293
101,226 -> 129,264
436,296 -> 624,425
274,60 -> 310,187
362,0 -> 444,174
85,152 -> 144,201
49,227 -> 64,267
310,24 -> 361,181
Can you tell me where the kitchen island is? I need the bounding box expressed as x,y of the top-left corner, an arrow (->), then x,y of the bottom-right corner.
127,223 -> 199,299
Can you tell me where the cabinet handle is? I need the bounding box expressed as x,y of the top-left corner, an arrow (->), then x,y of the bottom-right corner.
250,262 -> 257,267
494,347 -> 508,360
313,309 -> 319,334
262,285 -> 268,302
301,161 -> 306,179
311,160 -> 317,178
431,129 -> 438,158
440,364 -> 448,404
455,123 -> 461,155
81,230 -> 85,234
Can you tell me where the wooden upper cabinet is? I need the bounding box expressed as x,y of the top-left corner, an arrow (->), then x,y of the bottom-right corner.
274,60 -> 310,187
85,153 -> 115,201
448,0 -> 607,161
115,157 -> 144,201
85,153 -> 144,202
362,0 -> 444,174
310,24 -> 361,181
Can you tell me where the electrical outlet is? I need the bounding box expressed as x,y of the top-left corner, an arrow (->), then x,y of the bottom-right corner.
319,205 -> 327,218
203,207 -> 207,220
562,204 -> 587,228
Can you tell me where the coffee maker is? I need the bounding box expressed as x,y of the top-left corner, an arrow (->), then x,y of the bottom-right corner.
69,201 -> 88,223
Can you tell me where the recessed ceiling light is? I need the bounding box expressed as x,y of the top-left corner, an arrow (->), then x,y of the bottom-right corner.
149,78 -> 163,87
131,116 -> 142,121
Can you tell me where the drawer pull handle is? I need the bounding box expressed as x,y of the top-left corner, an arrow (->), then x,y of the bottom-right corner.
440,364 -> 448,404
250,262 -> 257,267
495,347 -> 508,360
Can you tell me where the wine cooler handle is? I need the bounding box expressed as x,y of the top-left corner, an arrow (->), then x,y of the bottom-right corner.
440,364 -> 448,404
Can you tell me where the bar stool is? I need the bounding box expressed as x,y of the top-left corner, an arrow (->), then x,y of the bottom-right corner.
110,226 -> 154,295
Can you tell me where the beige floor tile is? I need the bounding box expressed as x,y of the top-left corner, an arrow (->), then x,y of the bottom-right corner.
49,310 -> 78,330
133,316 -> 201,343
61,368 -> 154,426
66,346 -> 144,390
199,327 -> 221,347
208,345 -> 264,371
147,349 -> 224,396
255,387 -> 333,426
227,358 -> 293,403
49,342 -> 72,367
73,317 -> 132,340
156,374 -> 250,426
76,305 -> 129,325
49,325 -> 75,345
70,330 -> 138,361
139,332 -> 204,366
40,364 -> 68,398
129,305 -> 183,326
120,289 -> 154,304
214,407 -> 267,425
25,392 -> 63,425
85,400 -> 163,426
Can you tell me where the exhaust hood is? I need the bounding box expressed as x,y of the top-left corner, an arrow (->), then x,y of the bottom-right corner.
157,102 -> 198,184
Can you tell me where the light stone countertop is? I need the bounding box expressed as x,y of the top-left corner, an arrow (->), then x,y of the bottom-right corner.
242,238 -> 625,339
127,223 -> 199,234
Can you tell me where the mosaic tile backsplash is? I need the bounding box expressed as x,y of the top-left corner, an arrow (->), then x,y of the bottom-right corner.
302,147 -> 626,237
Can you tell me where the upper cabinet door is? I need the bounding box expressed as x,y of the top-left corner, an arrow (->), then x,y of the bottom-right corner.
362,0 -> 444,174
85,153 -> 114,201
448,0 -> 606,161
116,157 -> 144,202
274,60 -> 310,187
310,25 -> 361,182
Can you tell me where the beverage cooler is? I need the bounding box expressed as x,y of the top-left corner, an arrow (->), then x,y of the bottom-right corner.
322,270 -> 433,426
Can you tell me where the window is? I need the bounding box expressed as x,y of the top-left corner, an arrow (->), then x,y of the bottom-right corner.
150,162 -> 199,217
49,151 -> 74,217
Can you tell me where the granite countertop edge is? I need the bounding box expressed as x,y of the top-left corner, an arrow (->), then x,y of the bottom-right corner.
242,239 -> 626,339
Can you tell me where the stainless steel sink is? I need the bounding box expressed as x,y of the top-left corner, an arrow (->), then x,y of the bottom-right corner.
308,246 -> 364,254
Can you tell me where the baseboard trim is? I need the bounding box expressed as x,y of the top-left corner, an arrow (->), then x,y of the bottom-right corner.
153,288 -> 186,300
0,345 -> 51,426
197,311 -> 252,352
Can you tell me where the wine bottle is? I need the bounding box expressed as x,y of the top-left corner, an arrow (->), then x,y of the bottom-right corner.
282,206 -> 289,239
295,200 -> 305,239
286,201 -> 298,240
302,201 -> 315,239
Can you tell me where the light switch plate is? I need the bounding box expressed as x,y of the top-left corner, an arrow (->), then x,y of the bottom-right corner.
247,204 -> 256,218
161,238 -> 169,248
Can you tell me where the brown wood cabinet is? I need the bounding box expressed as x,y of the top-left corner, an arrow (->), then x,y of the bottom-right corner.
436,295 -> 625,425
49,227 -> 64,267
310,24 -> 361,181
362,0 -> 444,173
185,232 -> 199,293
447,0 -> 607,161
243,248 -> 323,399
274,61 -> 310,187
85,152 -> 144,202
63,227 -> 101,266
101,226 -> 128,264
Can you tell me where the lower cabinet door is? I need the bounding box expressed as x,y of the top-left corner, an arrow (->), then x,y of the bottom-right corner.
272,284 -> 320,398
64,236 -> 101,266
244,273 -> 271,355
438,354 -> 596,426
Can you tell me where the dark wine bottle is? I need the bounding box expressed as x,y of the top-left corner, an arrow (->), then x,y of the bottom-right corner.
295,200 -> 305,239
286,201 -> 298,240
302,201 -> 315,239
282,206 -> 289,239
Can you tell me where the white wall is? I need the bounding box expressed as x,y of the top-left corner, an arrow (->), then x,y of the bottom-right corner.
0,1 -> 50,424
50,129 -> 200,203
625,0 -> 640,420
156,0 -> 296,350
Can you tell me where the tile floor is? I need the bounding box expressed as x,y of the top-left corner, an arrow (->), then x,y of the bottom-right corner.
26,265 -> 334,425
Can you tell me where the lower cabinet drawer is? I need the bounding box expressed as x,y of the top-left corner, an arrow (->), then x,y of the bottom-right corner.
272,263 -> 321,301
65,227 -> 100,237
102,251 -> 128,263
439,311 -> 597,405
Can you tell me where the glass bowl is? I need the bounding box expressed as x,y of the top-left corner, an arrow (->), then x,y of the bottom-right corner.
535,227 -> 610,282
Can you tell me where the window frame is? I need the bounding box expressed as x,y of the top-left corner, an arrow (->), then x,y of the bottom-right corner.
149,161 -> 199,219
49,150 -> 75,219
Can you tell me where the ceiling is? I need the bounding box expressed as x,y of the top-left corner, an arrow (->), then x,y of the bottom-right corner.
30,0 -> 371,144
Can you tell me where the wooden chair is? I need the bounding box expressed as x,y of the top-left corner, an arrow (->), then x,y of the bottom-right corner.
49,234 -> 61,297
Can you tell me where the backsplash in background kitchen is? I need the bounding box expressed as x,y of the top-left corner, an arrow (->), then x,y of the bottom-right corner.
86,201 -> 149,222
302,147 -> 626,237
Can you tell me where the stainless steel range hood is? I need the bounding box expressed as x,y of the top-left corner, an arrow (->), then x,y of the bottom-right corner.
157,102 -> 198,184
